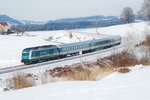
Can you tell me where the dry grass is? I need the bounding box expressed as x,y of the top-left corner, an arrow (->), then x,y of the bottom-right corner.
109,49 -> 150,68
144,33 -> 150,46
135,33 -> 150,47
134,33 -> 150,65
47,49 -> 144,80
6,72 -> 35,90
67,68 -> 91,80
40,72 -> 57,84
108,50 -> 138,68
138,56 -> 150,65
139,34 -> 150,46
61,66 -> 114,81
88,66 -> 114,80
47,62 -> 114,81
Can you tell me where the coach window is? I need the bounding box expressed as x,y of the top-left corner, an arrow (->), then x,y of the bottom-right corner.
53,49 -> 55,53
64,47 -> 65,51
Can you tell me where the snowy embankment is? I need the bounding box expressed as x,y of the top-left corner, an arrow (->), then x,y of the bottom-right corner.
0,21 -> 149,68
0,65 -> 150,100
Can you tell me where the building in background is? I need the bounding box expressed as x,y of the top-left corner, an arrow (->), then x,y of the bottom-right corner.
0,22 -> 9,35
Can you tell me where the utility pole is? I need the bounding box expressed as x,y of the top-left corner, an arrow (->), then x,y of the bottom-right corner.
95,17 -> 99,35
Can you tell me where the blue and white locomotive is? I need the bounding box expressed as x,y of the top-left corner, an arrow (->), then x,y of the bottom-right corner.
21,35 -> 121,64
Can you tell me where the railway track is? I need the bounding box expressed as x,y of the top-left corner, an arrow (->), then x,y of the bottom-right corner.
0,44 -> 127,75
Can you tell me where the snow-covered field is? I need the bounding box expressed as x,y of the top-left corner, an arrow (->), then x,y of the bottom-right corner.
0,21 -> 149,68
0,65 -> 150,100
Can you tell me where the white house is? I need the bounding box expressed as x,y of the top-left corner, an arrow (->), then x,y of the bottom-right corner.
0,22 -> 9,35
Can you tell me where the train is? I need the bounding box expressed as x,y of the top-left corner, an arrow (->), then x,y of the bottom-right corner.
21,35 -> 121,64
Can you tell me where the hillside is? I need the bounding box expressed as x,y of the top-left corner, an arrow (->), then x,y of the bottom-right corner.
0,15 -> 23,25
0,15 -> 147,31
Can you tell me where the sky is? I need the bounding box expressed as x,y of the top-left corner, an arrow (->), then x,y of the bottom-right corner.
0,0 -> 143,21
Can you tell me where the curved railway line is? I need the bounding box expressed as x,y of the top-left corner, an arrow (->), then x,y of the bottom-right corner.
0,44 -> 127,75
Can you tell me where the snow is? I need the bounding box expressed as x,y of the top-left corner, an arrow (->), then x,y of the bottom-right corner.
0,21 -> 149,68
51,31 -> 102,44
0,65 -> 150,100
0,21 -> 150,100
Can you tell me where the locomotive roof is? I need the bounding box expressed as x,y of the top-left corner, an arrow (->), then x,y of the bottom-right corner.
23,45 -> 59,51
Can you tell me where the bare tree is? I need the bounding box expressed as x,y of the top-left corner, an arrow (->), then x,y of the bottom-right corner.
140,0 -> 150,21
121,7 -> 135,23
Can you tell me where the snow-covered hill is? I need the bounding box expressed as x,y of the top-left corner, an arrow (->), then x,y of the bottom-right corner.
0,65 -> 150,100
0,15 -> 23,25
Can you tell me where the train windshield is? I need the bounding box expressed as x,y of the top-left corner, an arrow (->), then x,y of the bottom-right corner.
22,52 -> 29,56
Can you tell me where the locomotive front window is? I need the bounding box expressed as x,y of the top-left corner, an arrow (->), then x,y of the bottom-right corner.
23,53 -> 29,56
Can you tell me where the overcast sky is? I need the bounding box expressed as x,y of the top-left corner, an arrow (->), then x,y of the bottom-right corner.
0,0 -> 143,21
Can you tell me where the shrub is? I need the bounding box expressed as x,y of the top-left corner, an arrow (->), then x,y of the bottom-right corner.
144,33 -> 150,46
48,64 -> 114,81
108,50 -> 138,68
138,56 -> 150,65
136,34 -> 150,47
6,72 -> 35,90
